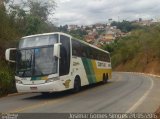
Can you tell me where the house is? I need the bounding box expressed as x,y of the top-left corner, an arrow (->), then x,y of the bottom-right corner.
95,23 -> 105,30
132,18 -> 156,26
84,35 -> 95,43
139,20 -> 153,26
99,30 -> 114,44
84,30 -> 98,43
68,25 -> 79,31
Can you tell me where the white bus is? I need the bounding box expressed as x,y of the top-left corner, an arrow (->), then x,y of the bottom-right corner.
5,32 -> 112,93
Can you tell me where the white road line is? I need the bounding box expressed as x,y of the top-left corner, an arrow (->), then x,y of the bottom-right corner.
126,76 -> 154,113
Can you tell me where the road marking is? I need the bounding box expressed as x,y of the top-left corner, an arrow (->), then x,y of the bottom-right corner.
126,76 -> 154,113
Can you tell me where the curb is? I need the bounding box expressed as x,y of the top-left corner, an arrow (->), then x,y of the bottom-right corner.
116,71 -> 160,78
134,72 -> 160,78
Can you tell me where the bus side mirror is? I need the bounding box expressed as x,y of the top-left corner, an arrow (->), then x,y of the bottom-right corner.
54,43 -> 62,58
5,48 -> 17,63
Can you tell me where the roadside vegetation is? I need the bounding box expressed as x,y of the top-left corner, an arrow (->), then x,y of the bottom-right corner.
0,0 -> 86,96
0,0 -> 57,96
1,0 -> 160,97
103,24 -> 160,74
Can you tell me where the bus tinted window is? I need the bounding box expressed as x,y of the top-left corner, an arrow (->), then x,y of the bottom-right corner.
72,39 -> 83,57
72,39 -> 110,62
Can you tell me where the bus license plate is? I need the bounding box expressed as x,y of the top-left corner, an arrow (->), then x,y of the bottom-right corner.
30,87 -> 37,90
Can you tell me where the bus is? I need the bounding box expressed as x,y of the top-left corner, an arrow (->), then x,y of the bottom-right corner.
5,32 -> 112,93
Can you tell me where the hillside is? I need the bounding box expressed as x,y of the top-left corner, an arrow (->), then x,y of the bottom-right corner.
104,24 -> 160,75
115,57 -> 160,75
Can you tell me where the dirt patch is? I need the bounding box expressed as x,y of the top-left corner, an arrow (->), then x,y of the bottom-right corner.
155,106 -> 160,119
114,59 -> 160,76
143,60 -> 160,75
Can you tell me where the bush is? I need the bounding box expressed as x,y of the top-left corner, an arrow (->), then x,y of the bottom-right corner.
0,61 -> 16,96
105,24 -> 160,70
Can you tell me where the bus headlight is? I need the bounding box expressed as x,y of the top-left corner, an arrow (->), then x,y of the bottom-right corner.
45,77 -> 59,83
16,80 -> 23,84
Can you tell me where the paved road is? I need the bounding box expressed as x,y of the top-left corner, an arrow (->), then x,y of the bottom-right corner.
0,72 -> 160,113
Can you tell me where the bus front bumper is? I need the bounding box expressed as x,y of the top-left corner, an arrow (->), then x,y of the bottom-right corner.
16,81 -> 67,93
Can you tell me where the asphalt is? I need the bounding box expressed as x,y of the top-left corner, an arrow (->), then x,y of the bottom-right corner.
0,72 -> 160,113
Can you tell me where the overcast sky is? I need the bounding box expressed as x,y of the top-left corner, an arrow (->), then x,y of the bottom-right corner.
53,0 -> 160,26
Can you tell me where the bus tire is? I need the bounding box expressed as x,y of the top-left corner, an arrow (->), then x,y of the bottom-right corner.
73,77 -> 81,93
105,73 -> 109,83
103,73 -> 108,83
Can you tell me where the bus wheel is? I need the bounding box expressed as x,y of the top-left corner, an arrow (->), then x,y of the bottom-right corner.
73,77 -> 81,93
103,73 -> 108,83
105,73 -> 109,83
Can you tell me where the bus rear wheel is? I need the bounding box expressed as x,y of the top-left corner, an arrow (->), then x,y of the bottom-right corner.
73,77 -> 81,93
103,73 -> 108,83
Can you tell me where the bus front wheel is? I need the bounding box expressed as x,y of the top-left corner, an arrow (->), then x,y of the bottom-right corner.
73,77 -> 81,93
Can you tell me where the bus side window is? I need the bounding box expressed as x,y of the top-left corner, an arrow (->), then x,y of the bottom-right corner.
106,53 -> 110,62
72,39 -> 79,56
60,35 -> 71,76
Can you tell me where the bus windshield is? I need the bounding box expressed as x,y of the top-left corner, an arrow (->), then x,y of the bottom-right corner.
19,34 -> 58,49
16,46 -> 58,77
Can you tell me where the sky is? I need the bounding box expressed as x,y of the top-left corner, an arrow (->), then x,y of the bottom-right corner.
53,0 -> 160,26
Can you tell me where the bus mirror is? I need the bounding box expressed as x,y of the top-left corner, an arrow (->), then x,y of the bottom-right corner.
54,43 -> 62,58
5,48 -> 17,63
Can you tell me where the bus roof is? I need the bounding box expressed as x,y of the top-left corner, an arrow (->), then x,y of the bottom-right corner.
22,32 -> 109,54
22,32 -> 71,39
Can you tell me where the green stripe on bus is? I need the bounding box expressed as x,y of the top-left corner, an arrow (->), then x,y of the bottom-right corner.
31,77 -> 41,80
82,58 -> 97,84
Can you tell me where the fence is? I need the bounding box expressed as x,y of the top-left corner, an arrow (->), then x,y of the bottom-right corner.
0,48 -> 16,97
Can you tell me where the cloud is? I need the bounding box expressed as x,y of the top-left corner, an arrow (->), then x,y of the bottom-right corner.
54,0 -> 160,25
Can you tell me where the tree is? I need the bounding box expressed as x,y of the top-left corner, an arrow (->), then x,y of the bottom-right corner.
7,0 -> 57,35
111,20 -> 140,32
28,0 -> 56,21
59,25 -> 68,32
69,29 -> 87,40
0,0 -> 58,96
0,0 -> 10,11
0,0 -> 19,48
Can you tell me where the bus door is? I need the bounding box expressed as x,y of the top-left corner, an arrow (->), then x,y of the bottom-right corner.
59,35 -> 71,88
